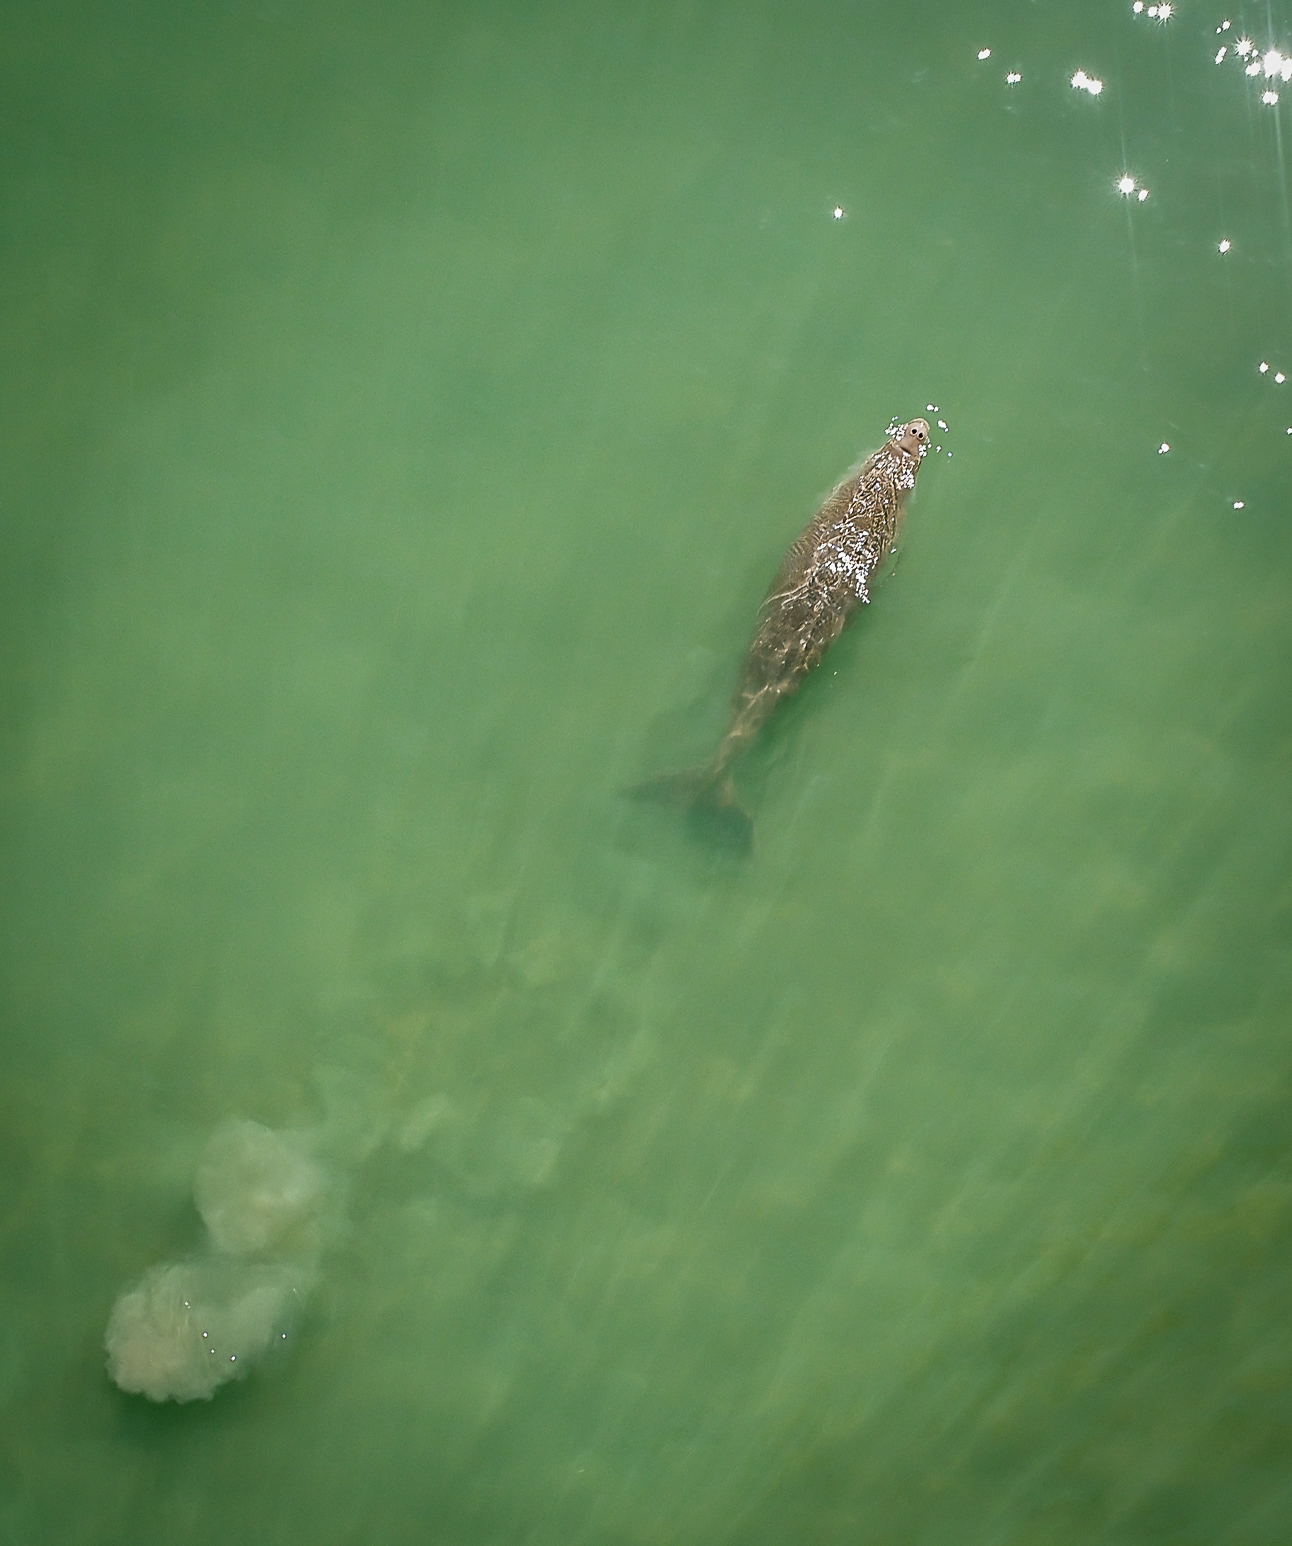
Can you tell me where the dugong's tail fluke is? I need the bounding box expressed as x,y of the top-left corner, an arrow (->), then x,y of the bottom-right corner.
626,765 -> 753,854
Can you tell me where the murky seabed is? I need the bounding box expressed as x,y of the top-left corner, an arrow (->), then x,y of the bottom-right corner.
2,2 -> 1291,1542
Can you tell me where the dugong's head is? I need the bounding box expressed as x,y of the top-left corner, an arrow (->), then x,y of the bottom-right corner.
891,418 -> 931,461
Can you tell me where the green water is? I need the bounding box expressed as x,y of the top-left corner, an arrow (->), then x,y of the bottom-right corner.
3,0 -> 1291,1539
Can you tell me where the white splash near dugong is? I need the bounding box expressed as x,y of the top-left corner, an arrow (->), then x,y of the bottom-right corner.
105,1120 -> 326,1403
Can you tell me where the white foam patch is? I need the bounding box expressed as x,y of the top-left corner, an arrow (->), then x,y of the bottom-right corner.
105,1258 -> 310,1403
106,1119 -> 329,1403
194,1120 -> 324,1256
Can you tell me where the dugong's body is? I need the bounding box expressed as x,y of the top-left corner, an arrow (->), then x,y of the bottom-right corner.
637,417 -> 931,848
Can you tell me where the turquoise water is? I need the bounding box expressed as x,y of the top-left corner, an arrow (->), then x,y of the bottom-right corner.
3,0 -> 1291,1540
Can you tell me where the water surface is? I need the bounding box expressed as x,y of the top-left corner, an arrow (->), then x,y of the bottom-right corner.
3,2 -> 1291,1541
